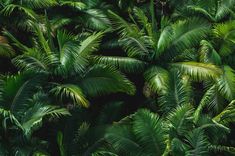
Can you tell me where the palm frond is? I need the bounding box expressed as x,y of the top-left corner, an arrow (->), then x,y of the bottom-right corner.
186,5 -> 215,21
3,30 -> 30,52
108,10 -> 139,37
166,104 -> 194,138
78,32 -> 104,56
172,62 -> 222,81
92,151 -> 119,156
185,129 -> 209,156
82,9 -> 111,30
0,35 -> 15,57
163,18 -> 210,59
209,145 -> 235,154
215,0 -> 235,21
57,30 -> 88,73
105,125 -> 142,155
50,84 -> 89,108
156,26 -> 173,58
0,108 -> 22,130
133,7 -> 153,37
1,4 -> 37,20
108,10 -> 152,58
213,21 -> 235,57
12,51 -> 59,73
133,109 -> 166,155
199,40 -> 221,65
59,0 -> 86,10
213,100 -> 235,125
94,56 -> 147,73
0,72 -> 45,118
159,70 -> 192,113
144,66 -> 169,94
216,65 -> 235,101
32,23 -> 51,54
194,85 -> 221,122
22,0 -> 58,9
79,65 -> 136,96
21,103 -> 70,137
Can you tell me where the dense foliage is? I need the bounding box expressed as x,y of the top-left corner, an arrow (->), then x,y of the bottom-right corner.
0,0 -> 235,155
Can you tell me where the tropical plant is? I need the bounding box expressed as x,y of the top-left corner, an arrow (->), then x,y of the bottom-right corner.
0,72 -> 69,155
95,7 -> 225,113
0,0 -> 235,155
94,102 -> 235,156
4,21 -> 135,108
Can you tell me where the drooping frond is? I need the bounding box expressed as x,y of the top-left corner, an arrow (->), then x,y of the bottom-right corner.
0,35 -> 15,57
215,0 -> 235,21
1,4 -> 37,20
59,0 -> 86,10
92,151 -> 119,156
21,103 -> 70,137
22,0 -> 58,9
78,32 -> 104,56
209,145 -> 235,155
3,30 -> 30,52
94,56 -> 147,73
213,100 -> 235,125
216,65 -> 235,101
79,65 -> 136,96
186,5 -> 215,22
172,62 -> 222,81
194,85 -> 221,122
0,72 -> 45,118
108,10 -> 152,58
105,125 -> 142,155
50,84 -> 89,108
0,108 -> 22,130
12,50 -> 59,73
108,10 -> 139,37
82,9 -> 111,30
144,66 -> 169,94
199,40 -> 221,65
133,7 -> 153,37
213,21 -> 235,57
120,35 -> 152,58
162,18 -> 210,60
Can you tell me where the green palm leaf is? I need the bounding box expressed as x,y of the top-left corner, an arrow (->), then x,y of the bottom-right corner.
133,109 -> 166,155
159,70 -> 192,113
172,62 -> 222,81
78,32 -> 104,56
105,125 -> 142,155
51,84 -> 89,108
213,100 -> 235,125
216,65 -> 235,101
144,66 -> 169,94
22,0 -> 58,9
0,72 -> 45,118
185,129 -> 209,156
79,65 -> 136,96
162,18 -> 210,59
213,21 -> 235,57
1,4 -> 37,20
21,103 -> 70,137
0,35 -> 15,57
94,56 -> 147,73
